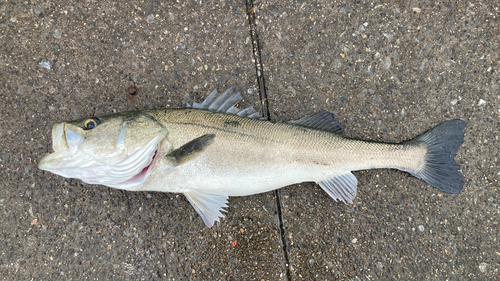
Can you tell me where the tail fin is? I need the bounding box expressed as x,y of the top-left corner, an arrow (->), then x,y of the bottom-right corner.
405,120 -> 466,194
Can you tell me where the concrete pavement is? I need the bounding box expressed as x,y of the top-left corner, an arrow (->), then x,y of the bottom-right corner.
0,0 -> 498,280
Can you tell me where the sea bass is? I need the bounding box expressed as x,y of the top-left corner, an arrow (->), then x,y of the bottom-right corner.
39,87 -> 466,227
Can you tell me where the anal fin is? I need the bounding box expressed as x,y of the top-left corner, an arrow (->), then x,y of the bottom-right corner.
184,190 -> 228,227
317,172 -> 358,204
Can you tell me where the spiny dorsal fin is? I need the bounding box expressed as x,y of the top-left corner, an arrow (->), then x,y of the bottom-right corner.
165,134 -> 215,166
288,111 -> 345,134
189,86 -> 263,119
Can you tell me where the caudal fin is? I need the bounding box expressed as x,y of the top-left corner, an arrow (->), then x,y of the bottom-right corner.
405,120 -> 466,194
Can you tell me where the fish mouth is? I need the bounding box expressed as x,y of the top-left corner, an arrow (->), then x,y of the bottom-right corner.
52,122 -> 70,151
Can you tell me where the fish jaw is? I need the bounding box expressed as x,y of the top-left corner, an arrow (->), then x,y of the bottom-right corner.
39,122 -> 92,172
52,122 -> 69,151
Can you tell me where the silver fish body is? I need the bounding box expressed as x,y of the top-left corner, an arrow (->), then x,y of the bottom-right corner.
143,109 -> 425,195
39,87 -> 466,227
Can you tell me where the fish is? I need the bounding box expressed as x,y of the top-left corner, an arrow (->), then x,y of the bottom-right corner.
38,87 -> 466,227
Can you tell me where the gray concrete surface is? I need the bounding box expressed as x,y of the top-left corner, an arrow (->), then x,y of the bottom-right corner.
0,0 -> 498,280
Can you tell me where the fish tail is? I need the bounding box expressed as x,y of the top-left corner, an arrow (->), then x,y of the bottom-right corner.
404,119 -> 466,194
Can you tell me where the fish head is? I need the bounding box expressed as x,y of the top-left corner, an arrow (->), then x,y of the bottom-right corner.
38,112 -> 168,190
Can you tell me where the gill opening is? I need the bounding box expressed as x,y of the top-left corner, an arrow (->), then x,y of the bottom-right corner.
116,121 -> 128,147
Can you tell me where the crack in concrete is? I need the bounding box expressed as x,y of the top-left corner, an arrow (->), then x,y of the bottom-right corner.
245,0 -> 270,119
245,1 -> 291,280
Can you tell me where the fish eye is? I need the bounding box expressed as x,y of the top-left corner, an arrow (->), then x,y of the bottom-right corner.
84,119 -> 98,130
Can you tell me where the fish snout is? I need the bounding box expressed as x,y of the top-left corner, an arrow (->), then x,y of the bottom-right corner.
39,122 -> 85,171
38,150 -> 63,171
38,122 -> 67,171
52,122 -> 68,151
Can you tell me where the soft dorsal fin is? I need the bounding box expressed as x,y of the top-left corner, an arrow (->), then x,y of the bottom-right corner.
189,86 -> 264,119
317,172 -> 358,204
288,111 -> 345,134
165,134 -> 215,166
184,190 -> 228,227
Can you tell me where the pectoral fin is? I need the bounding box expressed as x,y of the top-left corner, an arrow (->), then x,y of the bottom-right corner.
317,172 -> 358,204
165,134 -> 215,166
184,190 -> 228,227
